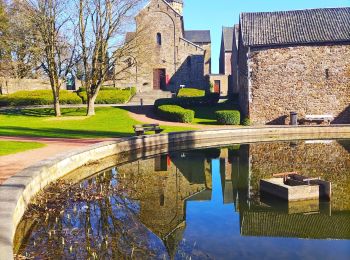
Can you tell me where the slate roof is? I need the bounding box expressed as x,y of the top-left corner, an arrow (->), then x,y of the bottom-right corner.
222,27 -> 234,52
166,0 -> 183,3
240,7 -> 350,47
184,30 -> 211,43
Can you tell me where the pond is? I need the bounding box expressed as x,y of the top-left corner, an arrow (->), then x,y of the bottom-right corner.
14,139 -> 350,259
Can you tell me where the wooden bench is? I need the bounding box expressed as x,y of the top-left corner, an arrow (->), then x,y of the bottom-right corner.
300,115 -> 334,125
133,124 -> 164,136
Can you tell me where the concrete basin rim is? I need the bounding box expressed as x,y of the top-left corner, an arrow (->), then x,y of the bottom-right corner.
1,125 -> 350,259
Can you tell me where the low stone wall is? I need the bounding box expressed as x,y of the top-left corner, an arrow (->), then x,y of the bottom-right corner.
0,78 -> 52,95
0,125 -> 350,259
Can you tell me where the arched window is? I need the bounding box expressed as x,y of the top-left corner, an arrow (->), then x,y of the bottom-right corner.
157,33 -> 162,45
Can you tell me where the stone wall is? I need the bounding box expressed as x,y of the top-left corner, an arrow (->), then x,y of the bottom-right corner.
245,44 -> 350,125
231,26 -> 239,94
0,78 -> 53,95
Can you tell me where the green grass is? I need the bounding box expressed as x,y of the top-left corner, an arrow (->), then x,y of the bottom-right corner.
191,101 -> 239,125
0,107 -> 192,139
177,88 -> 205,98
0,141 -> 45,156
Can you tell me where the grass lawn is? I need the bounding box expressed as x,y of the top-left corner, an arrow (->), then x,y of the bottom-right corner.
191,101 -> 239,125
0,107 -> 193,139
0,141 -> 45,156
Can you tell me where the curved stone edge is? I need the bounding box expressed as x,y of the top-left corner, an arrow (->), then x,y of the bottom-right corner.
1,125 -> 350,259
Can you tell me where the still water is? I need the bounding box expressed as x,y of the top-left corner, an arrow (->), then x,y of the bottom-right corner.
15,140 -> 350,259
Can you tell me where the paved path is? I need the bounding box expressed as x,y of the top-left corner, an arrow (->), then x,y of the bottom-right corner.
0,136 -> 114,185
126,106 -> 237,129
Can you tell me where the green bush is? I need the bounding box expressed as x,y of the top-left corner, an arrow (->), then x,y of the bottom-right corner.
157,105 -> 194,123
178,88 -> 205,98
0,90 -> 82,107
154,93 -> 220,108
242,117 -> 251,126
77,87 -> 136,104
216,110 -> 241,125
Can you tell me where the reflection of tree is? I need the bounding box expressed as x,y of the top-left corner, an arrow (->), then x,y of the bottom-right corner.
15,171 -> 168,259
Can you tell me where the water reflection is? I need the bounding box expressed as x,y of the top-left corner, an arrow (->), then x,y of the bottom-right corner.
15,140 -> 350,259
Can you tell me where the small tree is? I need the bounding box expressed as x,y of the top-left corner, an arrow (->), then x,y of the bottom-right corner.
78,0 -> 144,116
7,0 -> 42,79
0,0 -> 11,79
23,0 -> 77,116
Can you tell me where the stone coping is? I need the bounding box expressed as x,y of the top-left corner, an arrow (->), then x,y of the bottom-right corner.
1,125 -> 350,259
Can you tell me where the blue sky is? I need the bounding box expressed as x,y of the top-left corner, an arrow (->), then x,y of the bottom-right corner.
183,0 -> 350,73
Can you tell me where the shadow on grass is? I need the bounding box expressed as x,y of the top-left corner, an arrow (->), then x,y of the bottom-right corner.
0,126 -> 133,139
119,105 -> 162,121
0,108 -> 86,117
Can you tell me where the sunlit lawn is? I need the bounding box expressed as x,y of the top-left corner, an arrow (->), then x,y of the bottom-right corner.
0,141 -> 45,156
0,107 -> 193,139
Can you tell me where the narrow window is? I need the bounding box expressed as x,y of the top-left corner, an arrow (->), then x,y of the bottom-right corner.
325,68 -> 330,79
157,33 -> 162,46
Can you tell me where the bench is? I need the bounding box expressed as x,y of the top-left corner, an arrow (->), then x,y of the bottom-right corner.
300,115 -> 334,125
133,124 -> 164,136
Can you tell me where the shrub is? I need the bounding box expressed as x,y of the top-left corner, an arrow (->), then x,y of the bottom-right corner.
0,90 -> 82,107
216,110 -> 241,125
242,117 -> 251,126
154,92 -> 219,108
77,87 -> 136,104
178,88 -> 205,98
157,105 -> 194,123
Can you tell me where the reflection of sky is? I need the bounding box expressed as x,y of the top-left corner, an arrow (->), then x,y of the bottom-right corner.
177,159 -> 350,260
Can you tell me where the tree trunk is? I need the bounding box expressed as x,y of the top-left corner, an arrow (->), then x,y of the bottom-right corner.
53,92 -> 61,117
87,95 -> 96,116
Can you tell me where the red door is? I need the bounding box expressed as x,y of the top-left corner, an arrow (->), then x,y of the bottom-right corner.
153,69 -> 161,90
153,69 -> 166,90
214,80 -> 221,93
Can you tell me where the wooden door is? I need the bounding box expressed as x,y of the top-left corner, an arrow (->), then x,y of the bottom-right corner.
214,80 -> 221,93
153,69 -> 161,90
153,69 -> 166,90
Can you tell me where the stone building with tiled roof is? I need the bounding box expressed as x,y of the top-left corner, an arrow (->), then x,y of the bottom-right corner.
236,7 -> 350,125
116,0 -> 211,93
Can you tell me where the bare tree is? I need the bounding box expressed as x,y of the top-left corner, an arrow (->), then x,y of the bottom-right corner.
77,0 -> 144,116
0,0 -> 11,79
7,0 -> 41,79
22,0 -> 77,116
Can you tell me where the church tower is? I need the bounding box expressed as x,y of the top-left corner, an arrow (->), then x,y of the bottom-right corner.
166,0 -> 183,15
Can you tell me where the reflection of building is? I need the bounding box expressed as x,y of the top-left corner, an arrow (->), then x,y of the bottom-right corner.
117,150 -> 215,257
229,141 -> 350,240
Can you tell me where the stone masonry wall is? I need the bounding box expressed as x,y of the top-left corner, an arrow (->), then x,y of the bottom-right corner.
0,78 -> 52,94
248,44 -> 350,125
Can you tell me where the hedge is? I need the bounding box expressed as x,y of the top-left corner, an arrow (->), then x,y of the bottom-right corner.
178,88 -> 205,98
0,90 -> 82,107
157,105 -> 194,123
216,110 -> 241,125
154,93 -> 220,108
77,87 -> 136,104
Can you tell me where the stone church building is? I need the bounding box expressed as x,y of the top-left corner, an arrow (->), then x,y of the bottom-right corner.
117,0 -> 211,93
236,7 -> 350,124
